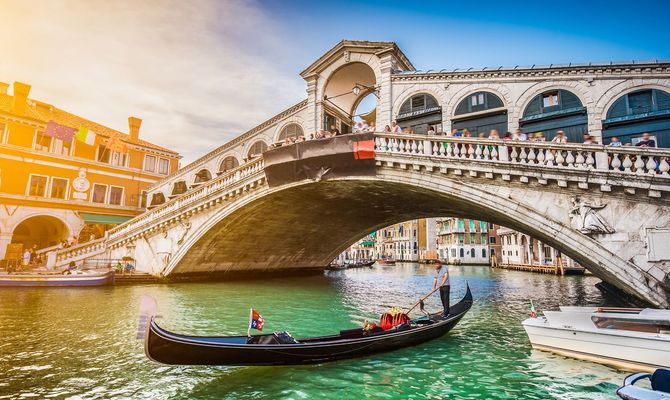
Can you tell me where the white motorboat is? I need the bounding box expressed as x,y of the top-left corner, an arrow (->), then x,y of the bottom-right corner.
522,306 -> 670,372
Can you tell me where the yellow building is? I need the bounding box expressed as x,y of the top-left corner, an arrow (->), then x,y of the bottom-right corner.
0,81 -> 181,260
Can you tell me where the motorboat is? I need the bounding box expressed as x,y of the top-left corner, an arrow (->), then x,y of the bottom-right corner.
377,257 -> 396,266
140,286 -> 473,366
617,369 -> 670,399
523,306 -> 670,372
0,269 -> 115,287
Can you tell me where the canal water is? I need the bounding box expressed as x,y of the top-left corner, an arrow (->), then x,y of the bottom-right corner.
0,264 -> 628,399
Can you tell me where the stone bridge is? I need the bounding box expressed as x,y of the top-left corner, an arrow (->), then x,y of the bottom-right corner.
54,133 -> 670,307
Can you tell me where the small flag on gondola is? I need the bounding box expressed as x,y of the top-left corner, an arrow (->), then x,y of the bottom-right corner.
247,308 -> 264,336
530,300 -> 537,318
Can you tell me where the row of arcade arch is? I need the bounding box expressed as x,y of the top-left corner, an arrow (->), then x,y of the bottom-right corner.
395,87 -> 670,145
150,86 -> 670,208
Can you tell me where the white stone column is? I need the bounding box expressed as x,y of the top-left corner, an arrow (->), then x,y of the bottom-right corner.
377,54 -> 394,129
538,241 -> 545,265
305,76 -> 319,135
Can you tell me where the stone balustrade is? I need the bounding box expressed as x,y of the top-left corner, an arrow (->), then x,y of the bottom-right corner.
106,157 -> 265,246
374,133 -> 670,182
47,237 -> 108,269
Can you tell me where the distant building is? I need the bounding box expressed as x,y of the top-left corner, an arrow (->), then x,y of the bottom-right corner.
497,227 -> 577,267
375,220 -> 420,261
0,81 -> 181,260
436,218 -> 490,265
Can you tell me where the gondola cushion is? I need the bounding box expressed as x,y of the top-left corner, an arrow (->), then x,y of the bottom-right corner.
652,369 -> 670,393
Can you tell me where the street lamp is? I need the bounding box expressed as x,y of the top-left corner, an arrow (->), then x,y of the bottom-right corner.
352,83 -> 379,98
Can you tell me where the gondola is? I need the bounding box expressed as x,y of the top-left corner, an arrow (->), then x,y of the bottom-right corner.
139,285 -> 472,366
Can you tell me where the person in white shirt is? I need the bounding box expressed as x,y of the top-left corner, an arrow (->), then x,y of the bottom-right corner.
433,263 -> 451,315
551,130 -> 568,143
427,126 -> 436,135
515,128 -> 527,141
391,121 -> 402,133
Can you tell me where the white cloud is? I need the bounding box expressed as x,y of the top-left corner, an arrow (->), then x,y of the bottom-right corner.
0,0 -> 306,163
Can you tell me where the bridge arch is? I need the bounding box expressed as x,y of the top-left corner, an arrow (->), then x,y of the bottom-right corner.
10,214 -> 71,249
513,82 -> 595,138
217,155 -> 239,175
161,169 -> 666,307
276,122 -> 305,142
516,86 -> 590,142
451,90 -> 509,136
595,79 -> 670,121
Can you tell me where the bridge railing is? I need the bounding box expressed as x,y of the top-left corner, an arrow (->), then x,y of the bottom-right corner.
105,157 -> 265,242
374,133 -> 670,176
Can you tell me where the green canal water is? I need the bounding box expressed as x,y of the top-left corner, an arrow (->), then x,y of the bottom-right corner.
0,264 -> 628,399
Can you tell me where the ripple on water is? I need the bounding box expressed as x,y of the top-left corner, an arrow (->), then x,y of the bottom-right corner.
0,264 -> 628,399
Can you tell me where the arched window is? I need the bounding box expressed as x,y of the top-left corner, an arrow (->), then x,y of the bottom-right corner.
482,248 -> 487,258
459,248 -> 465,258
149,192 -> 166,207
603,88 -> 670,147
193,169 -> 212,184
278,123 -> 304,142
455,91 -> 504,115
247,141 -> 267,159
453,91 -> 507,138
218,156 -> 239,174
396,93 -> 442,134
520,89 -> 586,143
171,180 -> 187,196
470,248 -> 475,258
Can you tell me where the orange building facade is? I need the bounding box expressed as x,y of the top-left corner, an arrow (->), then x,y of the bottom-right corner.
0,81 -> 181,260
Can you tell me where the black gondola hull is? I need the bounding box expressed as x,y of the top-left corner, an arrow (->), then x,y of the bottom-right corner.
145,286 -> 472,366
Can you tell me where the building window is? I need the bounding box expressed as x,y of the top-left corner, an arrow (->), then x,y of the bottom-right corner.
278,123 -> 304,142
92,184 -> 108,204
459,234 -> 464,244
470,233 -> 475,243
110,151 -> 128,167
469,220 -> 476,232
247,141 -> 268,159
482,249 -> 487,258
97,145 -> 111,163
490,236 -> 496,244
542,92 -> 559,108
481,235 -> 487,245
28,175 -> 48,197
470,248 -> 475,258
144,155 -> 157,172
158,158 -> 170,175
50,177 -> 68,199
459,248 -> 464,258
218,156 -> 239,174
109,186 -> 124,205
471,93 -> 485,107
52,138 -> 73,156
489,223 -> 495,229
34,132 -> 52,152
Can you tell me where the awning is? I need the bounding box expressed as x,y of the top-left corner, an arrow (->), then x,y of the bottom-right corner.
80,213 -> 133,225
359,240 -> 376,246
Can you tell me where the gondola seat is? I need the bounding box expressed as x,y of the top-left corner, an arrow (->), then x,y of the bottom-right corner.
652,369 -> 670,393
247,331 -> 299,345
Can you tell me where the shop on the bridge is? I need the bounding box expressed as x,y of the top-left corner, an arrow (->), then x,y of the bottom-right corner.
451,91 -> 508,136
602,88 -> 670,147
396,93 -> 442,134
519,89 -> 587,142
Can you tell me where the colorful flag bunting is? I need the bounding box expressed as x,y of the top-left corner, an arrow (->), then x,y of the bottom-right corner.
76,127 -> 97,146
45,120 -> 75,141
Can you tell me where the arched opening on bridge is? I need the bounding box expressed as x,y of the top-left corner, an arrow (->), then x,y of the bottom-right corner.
396,93 -> 442,134
149,192 -> 166,208
323,62 -> 377,134
602,88 -> 670,147
520,89 -> 587,142
278,123 -> 305,142
11,215 -> 70,250
192,169 -> 212,187
218,156 -> 239,175
452,91 -> 507,136
170,180 -> 187,198
352,92 -> 378,131
247,141 -> 268,160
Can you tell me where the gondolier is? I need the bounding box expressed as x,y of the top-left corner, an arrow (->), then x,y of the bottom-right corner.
433,263 -> 450,316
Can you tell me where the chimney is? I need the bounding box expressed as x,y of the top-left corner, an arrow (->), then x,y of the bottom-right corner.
11,82 -> 31,115
128,116 -> 142,141
0,82 -> 8,95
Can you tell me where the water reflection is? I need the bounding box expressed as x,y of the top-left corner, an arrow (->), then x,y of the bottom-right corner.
0,263 -> 627,399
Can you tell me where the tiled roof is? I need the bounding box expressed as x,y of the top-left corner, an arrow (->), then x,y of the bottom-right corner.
393,60 -> 670,76
0,89 -> 180,156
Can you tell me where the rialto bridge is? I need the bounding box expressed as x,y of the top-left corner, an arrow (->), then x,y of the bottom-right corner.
47,41 -> 670,307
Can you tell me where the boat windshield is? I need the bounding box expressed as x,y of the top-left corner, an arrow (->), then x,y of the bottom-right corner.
591,316 -> 670,334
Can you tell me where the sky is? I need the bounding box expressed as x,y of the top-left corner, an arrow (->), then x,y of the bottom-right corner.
1,0 -> 669,164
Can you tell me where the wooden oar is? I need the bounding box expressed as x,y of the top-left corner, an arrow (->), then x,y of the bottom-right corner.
405,286 -> 441,314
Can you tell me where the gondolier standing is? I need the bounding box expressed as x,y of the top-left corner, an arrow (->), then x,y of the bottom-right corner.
433,263 -> 450,316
